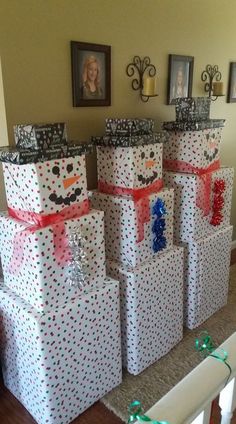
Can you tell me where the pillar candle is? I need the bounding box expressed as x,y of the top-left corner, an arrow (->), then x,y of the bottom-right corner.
212,82 -> 224,96
142,77 -> 157,96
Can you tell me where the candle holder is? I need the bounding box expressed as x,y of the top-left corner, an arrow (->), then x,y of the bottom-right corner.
126,56 -> 158,102
201,64 -> 224,101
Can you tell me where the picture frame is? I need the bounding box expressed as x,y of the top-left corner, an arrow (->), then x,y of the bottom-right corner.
71,41 -> 111,107
167,54 -> 194,105
227,62 -> 236,103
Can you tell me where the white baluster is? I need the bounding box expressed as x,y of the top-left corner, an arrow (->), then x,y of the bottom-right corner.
191,402 -> 212,424
219,377 -> 236,424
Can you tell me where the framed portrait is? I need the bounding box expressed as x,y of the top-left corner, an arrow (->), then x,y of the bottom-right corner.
71,41 -> 111,107
227,62 -> 236,103
167,54 -> 194,105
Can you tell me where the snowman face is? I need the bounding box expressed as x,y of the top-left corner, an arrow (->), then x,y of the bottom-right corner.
97,144 -> 162,189
3,156 -> 87,215
133,144 -> 162,187
203,130 -> 219,164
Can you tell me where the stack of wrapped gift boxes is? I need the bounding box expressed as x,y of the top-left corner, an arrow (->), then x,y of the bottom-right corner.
163,98 -> 234,329
0,123 -> 122,424
90,118 -> 184,376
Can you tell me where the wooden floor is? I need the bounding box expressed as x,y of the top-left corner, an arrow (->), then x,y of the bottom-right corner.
0,249 -> 235,424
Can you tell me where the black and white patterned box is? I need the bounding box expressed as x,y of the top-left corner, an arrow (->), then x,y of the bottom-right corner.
105,118 -> 154,135
90,188 -> 174,267
175,97 -> 211,121
0,279 -> 122,423
92,131 -> 168,147
14,122 -> 68,150
107,246 -> 184,375
163,119 -> 225,132
183,226 -> 233,329
164,167 -> 234,242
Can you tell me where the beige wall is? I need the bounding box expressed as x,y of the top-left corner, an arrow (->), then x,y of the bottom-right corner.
0,0 -> 235,238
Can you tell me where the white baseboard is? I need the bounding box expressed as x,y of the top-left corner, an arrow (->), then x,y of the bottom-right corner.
232,240 -> 236,250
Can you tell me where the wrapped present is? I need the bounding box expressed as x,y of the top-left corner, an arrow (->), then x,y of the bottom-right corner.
163,126 -> 224,172
0,279 -> 122,424
163,167 -> 234,242
2,155 -> 88,216
92,131 -> 168,147
107,247 -> 184,375
90,188 -> 174,267
96,143 -> 163,191
175,97 -> 211,121
105,118 -> 154,135
0,209 -> 106,312
14,122 -> 68,150
0,142 -> 93,164
162,119 -> 225,132
183,226 -> 233,329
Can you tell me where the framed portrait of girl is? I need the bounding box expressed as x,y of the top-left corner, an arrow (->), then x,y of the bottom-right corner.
71,41 -> 111,107
167,54 -> 194,105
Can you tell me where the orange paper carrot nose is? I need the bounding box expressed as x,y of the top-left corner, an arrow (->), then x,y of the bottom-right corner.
145,160 -> 156,168
63,175 -> 80,189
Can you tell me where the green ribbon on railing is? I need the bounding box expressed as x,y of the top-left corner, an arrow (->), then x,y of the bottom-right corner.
195,331 -> 232,385
128,400 -> 169,424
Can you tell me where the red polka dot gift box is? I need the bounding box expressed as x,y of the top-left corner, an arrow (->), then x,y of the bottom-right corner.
90,188 -> 174,268
0,209 -> 106,312
182,225 -> 233,329
162,126 -> 224,173
0,279 -> 122,424
94,141 -> 164,191
163,167 -> 234,243
107,246 -> 184,375
2,155 -> 88,217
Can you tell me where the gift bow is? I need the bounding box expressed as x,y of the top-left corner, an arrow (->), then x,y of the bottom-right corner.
128,400 -> 169,424
195,331 -> 231,383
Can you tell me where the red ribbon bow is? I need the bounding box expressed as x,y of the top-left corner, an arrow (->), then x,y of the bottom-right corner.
7,199 -> 90,275
98,179 -> 163,242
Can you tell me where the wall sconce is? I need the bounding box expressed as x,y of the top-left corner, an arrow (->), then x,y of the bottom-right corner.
201,65 -> 224,101
126,56 -> 158,102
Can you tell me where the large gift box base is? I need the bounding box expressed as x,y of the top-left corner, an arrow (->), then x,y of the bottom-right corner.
0,279 -> 122,424
0,209 -> 106,312
183,226 -> 233,329
89,188 -> 174,268
107,246 -> 184,375
163,167 -> 234,242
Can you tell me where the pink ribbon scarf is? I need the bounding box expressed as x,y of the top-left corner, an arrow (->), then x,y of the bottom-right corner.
98,179 -> 163,243
8,199 -> 90,275
163,159 -> 220,216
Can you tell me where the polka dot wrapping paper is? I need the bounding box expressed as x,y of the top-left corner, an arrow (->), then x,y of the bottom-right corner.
2,155 -> 87,216
163,127 -> 223,170
0,210 -> 106,312
163,167 -> 234,243
182,225 -> 233,329
0,279 -> 122,424
89,188 -> 174,268
107,247 -> 184,375
96,143 -> 163,190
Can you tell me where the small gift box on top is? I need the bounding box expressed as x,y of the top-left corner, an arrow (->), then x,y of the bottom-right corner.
0,128 -> 92,218
175,97 -> 211,122
105,118 -> 154,136
93,128 -> 168,192
14,122 -> 68,150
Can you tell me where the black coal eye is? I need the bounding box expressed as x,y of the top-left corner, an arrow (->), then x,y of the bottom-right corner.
52,166 -> 60,176
67,164 -> 73,173
141,152 -> 145,159
49,193 -> 57,202
150,151 -> 154,158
